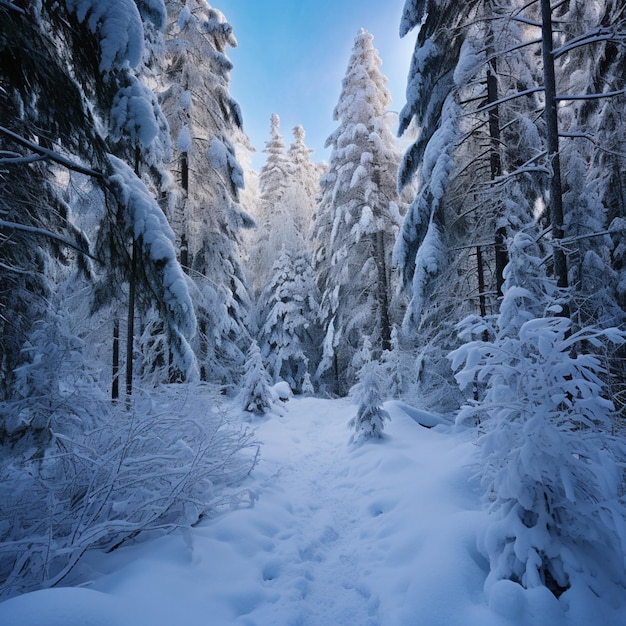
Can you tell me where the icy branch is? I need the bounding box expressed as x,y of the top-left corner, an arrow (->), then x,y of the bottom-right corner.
0,0 -> 24,13
0,218 -> 99,261
473,87 -> 544,115
0,126 -> 104,179
553,28 -> 624,59
556,88 -> 626,101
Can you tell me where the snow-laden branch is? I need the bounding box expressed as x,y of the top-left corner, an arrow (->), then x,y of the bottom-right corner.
0,218 -> 99,261
510,15 -> 542,28
0,153 -> 46,165
553,27 -> 625,59
0,126 -> 105,179
556,88 -> 626,101
559,131 -> 626,159
0,0 -> 24,14
473,87 -> 544,115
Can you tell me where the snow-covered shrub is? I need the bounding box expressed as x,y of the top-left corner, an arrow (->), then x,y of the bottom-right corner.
301,371 -> 315,396
239,341 -> 274,415
349,360 -> 390,443
450,232 -> 626,601
0,384 -> 258,599
1,309 -> 107,455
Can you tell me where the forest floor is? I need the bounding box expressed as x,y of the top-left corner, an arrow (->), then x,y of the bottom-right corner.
0,395 -> 623,625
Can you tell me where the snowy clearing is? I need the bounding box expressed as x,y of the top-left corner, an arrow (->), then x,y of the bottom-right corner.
0,397 -> 623,625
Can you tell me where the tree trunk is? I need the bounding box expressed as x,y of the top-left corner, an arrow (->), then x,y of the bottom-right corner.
487,66 -> 507,297
112,318 -> 119,401
181,151 -> 189,195
126,146 -> 141,406
374,231 -> 392,353
541,0 -> 569,296
125,238 -> 137,407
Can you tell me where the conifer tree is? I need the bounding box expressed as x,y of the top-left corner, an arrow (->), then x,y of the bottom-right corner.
395,0 -> 626,407
239,340 -> 274,415
0,0 -> 197,413
349,359 -> 390,443
286,124 -> 322,245
451,231 -> 626,600
257,247 -> 321,393
313,29 -> 403,395
158,0 -> 254,386
249,114 -> 296,292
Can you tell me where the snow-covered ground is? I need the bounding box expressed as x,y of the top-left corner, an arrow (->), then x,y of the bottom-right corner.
0,397 -> 623,625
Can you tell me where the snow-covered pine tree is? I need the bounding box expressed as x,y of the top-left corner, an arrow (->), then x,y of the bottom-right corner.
286,124 -> 323,246
301,371 -> 315,397
248,113 -> 297,293
349,359 -> 390,443
313,29 -> 404,395
239,340 -> 274,416
545,1 -> 626,331
0,0 -> 197,416
394,0 -> 590,410
1,306 -> 108,457
394,0 -> 474,316
157,0 -> 254,388
257,247 -> 321,393
0,1 -> 104,401
450,231 -> 626,601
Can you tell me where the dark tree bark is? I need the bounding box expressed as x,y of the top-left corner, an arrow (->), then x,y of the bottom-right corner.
541,0 -> 569,296
374,231 -> 392,353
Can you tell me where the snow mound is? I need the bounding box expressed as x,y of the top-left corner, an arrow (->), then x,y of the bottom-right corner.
271,380 -> 293,401
387,399 -> 451,428
0,587 -> 128,626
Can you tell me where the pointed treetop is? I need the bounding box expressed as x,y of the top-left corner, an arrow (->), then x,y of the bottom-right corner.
270,113 -> 280,136
292,124 -> 305,142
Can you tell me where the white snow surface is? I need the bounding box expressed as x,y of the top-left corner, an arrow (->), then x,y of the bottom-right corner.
0,397 -> 623,625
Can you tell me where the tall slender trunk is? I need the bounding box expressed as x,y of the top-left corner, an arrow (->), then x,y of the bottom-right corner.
374,231 -> 392,353
541,0 -> 569,297
487,66 -> 507,297
125,237 -> 137,407
125,146 -> 141,406
112,318 -> 119,401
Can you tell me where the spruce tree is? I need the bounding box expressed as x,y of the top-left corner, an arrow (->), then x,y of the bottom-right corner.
239,340 -> 274,416
286,124 -> 322,246
158,0 -> 254,387
349,359 -> 390,443
451,231 -> 626,600
313,29 -> 403,395
0,0 -> 197,414
257,247 -> 321,393
248,113 -> 295,293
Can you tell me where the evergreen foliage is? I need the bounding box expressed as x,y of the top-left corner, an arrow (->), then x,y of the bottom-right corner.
313,29 -> 404,395
349,359 -> 390,443
239,341 -> 274,415
396,0 -> 626,407
257,247 -> 321,393
0,0 -> 197,412
158,0 -> 254,388
450,232 -> 626,600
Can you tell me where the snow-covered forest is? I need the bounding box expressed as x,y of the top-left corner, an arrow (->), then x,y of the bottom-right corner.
1,0 -> 625,623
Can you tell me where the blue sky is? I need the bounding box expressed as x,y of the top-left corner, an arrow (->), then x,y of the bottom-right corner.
216,0 -> 415,169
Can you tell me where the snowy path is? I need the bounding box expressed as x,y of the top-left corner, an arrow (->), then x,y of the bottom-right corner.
241,398 -> 382,625
83,396 -> 493,626
3,396 -> 612,625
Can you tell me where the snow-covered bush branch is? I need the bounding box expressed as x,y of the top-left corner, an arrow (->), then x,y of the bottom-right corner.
450,233 -> 626,600
0,383 -> 259,599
